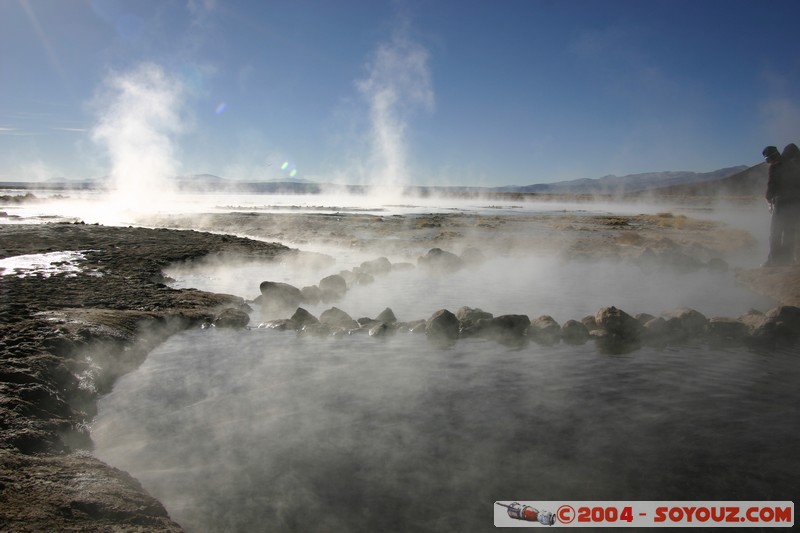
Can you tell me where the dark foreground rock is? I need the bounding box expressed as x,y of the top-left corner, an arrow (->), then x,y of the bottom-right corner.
0,223 -> 289,532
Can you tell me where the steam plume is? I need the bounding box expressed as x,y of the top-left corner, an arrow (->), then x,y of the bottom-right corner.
92,63 -> 185,213
357,27 -> 434,197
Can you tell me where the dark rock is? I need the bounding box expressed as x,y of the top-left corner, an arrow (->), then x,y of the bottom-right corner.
706,257 -> 729,272
259,281 -> 302,315
561,319 -> 590,344
356,272 -> 375,285
662,307 -> 708,340
706,317 -> 748,342
368,322 -> 395,338
595,306 -> 640,340
529,315 -> 560,345
474,314 -> 530,345
319,307 -> 359,330
290,308 -> 319,328
581,315 -> 598,331
418,248 -> 465,273
641,317 -> 668,343
375,307 -> 397,324
749,306 -> 800,345
319,274 -> 347,302
337,270 -> 358,286
425,309 -> 460,343
212,308 -> 250,329
360,257 -> 392,276
300,285 -> 322,305
455,306 -> 493,328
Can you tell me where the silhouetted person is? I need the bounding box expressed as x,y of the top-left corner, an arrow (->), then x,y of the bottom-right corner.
763,145 -> 800,266
782,143 -> 800,262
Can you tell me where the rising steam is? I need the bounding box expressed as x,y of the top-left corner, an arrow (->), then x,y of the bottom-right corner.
357,27 -> 434,197
92,63 -> 185,213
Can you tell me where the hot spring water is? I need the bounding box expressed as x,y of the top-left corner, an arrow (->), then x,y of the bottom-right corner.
91,241 -> 800,532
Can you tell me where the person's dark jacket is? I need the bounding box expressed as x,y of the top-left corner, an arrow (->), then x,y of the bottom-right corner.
766,153 -> 800,206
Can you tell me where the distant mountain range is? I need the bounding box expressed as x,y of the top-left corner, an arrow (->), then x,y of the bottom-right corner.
493,166 -> 749,195
0,164 -> 769,200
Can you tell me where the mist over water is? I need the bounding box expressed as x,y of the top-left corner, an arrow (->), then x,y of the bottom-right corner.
93,328 -> 799,532
166,252 -> 773,325
88,199 -> 799,533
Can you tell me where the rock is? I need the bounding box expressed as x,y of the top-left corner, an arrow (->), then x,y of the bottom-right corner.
641,317 -> 668,343
749,306 -> 800,345
738,309 -> 767,333
259,281 -> 303,315
706,317 -> 748,342
258,319 -> 298,331
594,306 -> 640,340
581,315 -> 598,331
474,314 -> 530,345
660,250 -> 705,272
360,257 -> 392,276
706,257 -> 729,272
319,307 -> 359,330
662,307 -> 708,340
406,319 -> 427,334
635,313 -> 655,326
337,270 -> 358,286
298,323 -> 334,337
212,308 -> 250,329
765,305 -> 800,329
319,274 -> 348,302
418,248 -> 465,273
368,322 -> 395,338
290,308 -> 319,328
529,315 -> 560,345
561,319 -> 590,344
455,306 -> 493,328
425,309 -> 460,343
355,272 -> 375,285
391,262 -> 416,272
375,307 -> 397,324
300,285 -> 322,305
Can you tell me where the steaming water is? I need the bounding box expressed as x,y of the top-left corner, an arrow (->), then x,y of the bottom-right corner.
5,190 -> 795,529
93,330 -> 799,532
88,202 -> 798,532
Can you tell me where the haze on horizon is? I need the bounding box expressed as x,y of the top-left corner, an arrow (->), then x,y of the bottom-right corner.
1,0 -> 799,188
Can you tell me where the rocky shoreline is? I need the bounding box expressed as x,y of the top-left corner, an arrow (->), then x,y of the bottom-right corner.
1,223 -> 288,532
1,220 -> 797,532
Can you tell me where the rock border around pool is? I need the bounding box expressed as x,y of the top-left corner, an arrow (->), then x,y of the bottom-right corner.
244,250 -> 799,352
246,304 -> 800,352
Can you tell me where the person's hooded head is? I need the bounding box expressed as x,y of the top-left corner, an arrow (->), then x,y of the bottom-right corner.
763,145 -> 781,163
782,143 -> 800,160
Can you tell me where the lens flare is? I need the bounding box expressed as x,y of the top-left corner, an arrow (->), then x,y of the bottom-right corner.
215,101 -> 227,114
290,169 -> 297,178
280,161 -> 289,171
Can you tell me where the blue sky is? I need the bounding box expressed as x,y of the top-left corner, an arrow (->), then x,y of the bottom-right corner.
2,0 -> 800,187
